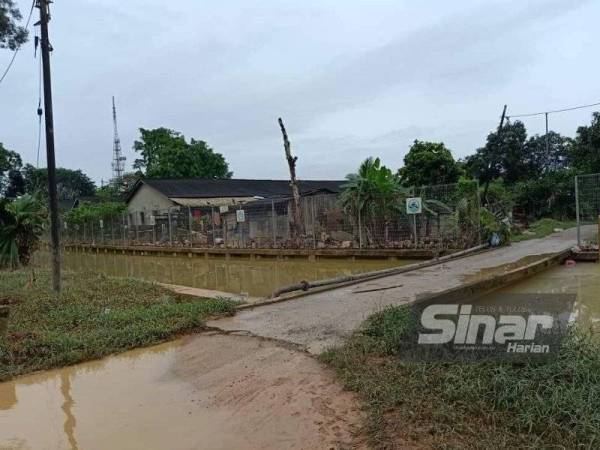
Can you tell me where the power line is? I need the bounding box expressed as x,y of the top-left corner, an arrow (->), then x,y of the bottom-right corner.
507,100 -> 600,119
0,0 -> 36,85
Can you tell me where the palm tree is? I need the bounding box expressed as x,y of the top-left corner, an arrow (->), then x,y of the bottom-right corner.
341,158 -> 408,245
0,194 -> 47,268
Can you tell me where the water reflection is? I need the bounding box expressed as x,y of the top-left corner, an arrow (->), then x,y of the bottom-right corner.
36,251 -> 408,297
0,340 -> 183,450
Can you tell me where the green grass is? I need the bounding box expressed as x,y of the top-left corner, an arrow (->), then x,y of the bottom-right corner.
0,269 -> 237,382
512,218 -> 577,242
321,305 -> 600,449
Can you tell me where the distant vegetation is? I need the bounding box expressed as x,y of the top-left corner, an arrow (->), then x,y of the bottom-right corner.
133,127 -> 232,179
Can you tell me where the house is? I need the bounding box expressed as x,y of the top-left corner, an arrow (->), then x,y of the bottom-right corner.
125,178 -> 345,227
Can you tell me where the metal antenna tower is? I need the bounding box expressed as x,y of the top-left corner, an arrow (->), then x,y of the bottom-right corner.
111,96 -> 126,185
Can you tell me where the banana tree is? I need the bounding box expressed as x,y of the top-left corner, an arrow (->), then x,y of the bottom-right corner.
0,194 -> 47,268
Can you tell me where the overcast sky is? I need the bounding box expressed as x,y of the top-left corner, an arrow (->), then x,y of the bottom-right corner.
1,0 -> 598,183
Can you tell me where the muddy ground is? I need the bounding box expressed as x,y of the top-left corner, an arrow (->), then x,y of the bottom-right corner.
0,333 -> 364,450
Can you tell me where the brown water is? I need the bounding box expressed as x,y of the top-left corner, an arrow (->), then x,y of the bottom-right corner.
35,251 -> 410,297
473,262 -> 600,327
0,334 -> 362,450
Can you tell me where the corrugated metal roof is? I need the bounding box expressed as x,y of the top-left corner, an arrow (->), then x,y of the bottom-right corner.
128,178 -> 345,202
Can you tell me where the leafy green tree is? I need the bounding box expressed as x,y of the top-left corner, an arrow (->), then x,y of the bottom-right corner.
398,140 -> 462,187
513,168 -> 575,220
0,142 -> 23,197
524,132 -> 572,177
133,128 -> 232,179
22,165 -> 96,200
0,0 -> 28,50
569,112 -> 600,174
0,194 -> 46,268
465,121 -> 529,185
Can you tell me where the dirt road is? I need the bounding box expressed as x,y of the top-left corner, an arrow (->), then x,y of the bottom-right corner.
0,333 -> 363,450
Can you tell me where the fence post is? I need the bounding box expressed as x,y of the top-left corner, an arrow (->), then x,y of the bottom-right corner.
188,206 -> 193,247
122,213 -> 126,247
168,208 -> 173,246
211,206 -> 217,248
271,199 -> 276,247
597,215 -> 600,259
311,196 -> 316,249
357,198 -> 363,249
412,187 -> 418,248
476,180 -> 482,246
575,175 -> 581,247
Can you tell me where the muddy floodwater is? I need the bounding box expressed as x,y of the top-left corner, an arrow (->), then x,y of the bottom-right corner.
472,262 -> 600,327
0,333 -> 363,450
36,250 -> 410,297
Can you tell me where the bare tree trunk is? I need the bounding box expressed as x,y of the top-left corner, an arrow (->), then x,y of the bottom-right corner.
278,118 -> 302,245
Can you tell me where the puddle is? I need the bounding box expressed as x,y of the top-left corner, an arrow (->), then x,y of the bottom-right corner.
35,251 -> 410,297
0,334 -> 361,449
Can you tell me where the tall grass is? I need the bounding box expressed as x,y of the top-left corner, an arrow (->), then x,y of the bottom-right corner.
0,269 -> 237,381
321,305 -> 600,449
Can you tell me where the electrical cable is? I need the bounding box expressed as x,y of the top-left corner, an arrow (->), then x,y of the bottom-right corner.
508,101 -> 600,119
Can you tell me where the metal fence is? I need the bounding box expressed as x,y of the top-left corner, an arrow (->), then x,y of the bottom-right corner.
575,173 -> 600,246
61,181 -> 482,250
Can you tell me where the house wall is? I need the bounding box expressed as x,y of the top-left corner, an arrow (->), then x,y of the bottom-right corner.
127,184 -> 175,225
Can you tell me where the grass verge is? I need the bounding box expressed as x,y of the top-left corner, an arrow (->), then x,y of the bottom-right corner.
0,269 -> 237,382
321,305 -> 600,449
512,218 -> 577,242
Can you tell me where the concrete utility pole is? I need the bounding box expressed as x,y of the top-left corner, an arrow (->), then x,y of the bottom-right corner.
38,0 -> 61,293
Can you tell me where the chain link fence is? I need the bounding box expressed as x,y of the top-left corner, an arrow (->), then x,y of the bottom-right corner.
61,181 -> 482,250
575,173 -> 600,246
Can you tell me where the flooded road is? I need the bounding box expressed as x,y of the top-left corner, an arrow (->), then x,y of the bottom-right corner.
36,250 -> 410,297
0,333 -> 363,450
473,262 -> 600,327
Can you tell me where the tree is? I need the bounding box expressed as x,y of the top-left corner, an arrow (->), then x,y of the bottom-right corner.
133,128 -> 232,179
398,140 -> 462,187
341,157 -> 407,244
0,142 -> 23,197
0,194 -> 46,268
569,112 -> 600,174
0,0 -> 28,50
22,165 -> 96,200
465,121 -> 529,185
524,131 -> 572,177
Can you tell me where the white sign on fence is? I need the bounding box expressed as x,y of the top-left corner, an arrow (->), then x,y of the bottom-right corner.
406,197 -> 423,215
236,209 -> 246,223
219,205 -> 229,213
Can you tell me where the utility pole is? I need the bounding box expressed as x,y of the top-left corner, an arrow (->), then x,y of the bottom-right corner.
498,104 -> 507,132
38,0 -> 61,293
545,112 -> 550,155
